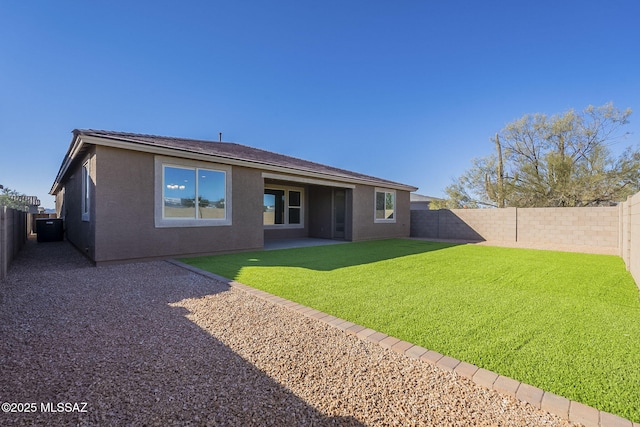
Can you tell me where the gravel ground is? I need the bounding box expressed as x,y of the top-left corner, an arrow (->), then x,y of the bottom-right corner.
0,238 -> 578,426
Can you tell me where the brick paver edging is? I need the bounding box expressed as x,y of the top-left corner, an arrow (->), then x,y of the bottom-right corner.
168,259 -> 638,427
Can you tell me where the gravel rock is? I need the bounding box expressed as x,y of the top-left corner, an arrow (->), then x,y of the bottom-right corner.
0,239 -> 577,426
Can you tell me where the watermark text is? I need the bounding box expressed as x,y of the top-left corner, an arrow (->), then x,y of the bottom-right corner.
1,402 -> 88,413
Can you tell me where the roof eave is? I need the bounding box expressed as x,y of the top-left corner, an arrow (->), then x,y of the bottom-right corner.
66,133 -> 418,192
50,131 -> 85,195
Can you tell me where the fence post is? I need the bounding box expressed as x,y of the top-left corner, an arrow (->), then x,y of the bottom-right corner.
624,196 -> 632,271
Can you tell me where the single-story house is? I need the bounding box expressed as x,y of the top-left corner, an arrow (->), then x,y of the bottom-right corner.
50,129 -> 418,265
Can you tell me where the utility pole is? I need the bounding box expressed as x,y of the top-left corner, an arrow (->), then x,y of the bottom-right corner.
495,133 -> 505,208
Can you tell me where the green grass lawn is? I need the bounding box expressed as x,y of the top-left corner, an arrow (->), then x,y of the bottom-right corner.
181,239 -> 640,422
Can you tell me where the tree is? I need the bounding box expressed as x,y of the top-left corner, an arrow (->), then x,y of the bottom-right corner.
439,103 -> 640,208
0,186 -> 31,211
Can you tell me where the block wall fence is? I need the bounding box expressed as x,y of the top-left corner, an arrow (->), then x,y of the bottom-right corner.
0,206 -> 27,280
620,192 -> 640,287
410,192 -> 640,287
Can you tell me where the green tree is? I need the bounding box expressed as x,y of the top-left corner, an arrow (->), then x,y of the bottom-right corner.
440,103 -> 639,208
0,186 -> 30,211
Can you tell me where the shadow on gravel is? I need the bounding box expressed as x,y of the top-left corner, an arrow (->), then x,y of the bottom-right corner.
0,238 -> 364,426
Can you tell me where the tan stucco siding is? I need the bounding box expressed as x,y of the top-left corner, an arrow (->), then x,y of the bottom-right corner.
60,146 -> 96,259
307,186 -> 333,239
92,146 -> 264,264
56,142 -> 413,264
351,185 -> 411,241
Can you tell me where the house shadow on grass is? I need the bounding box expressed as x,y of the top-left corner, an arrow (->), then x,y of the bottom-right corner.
181,238 -> 462,280
0,238 -> 365,426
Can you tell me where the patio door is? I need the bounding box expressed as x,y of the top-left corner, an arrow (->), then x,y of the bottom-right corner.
333,189 -> 346,239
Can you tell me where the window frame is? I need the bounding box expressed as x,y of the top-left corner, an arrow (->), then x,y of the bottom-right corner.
374,188 -> 396,223
81,158 -> 91,222
154,156 -> 232,228
263,185 -> 304,229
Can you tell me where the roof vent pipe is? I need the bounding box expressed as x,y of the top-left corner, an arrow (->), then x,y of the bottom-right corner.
219,132 -> 222,142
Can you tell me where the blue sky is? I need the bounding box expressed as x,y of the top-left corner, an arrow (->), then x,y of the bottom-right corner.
2,0 -> 639,209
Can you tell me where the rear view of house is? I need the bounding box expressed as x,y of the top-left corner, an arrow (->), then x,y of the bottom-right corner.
50,130 -> 418,265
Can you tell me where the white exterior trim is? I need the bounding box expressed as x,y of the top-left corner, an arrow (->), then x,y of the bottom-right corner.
154,156 -> 232,228
374,187 -> 396,223
81,157 -> 91,222
261,172 -> 356,189
263,184 -> 305,229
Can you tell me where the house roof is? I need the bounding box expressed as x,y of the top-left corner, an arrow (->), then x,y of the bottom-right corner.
50,129 -> 418,194
410,193 -> 444,203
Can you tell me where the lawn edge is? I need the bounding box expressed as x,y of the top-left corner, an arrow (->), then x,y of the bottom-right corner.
168,259 -> 638,427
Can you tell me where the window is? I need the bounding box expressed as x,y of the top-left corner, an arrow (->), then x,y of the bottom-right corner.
288,190 -> 301,224
263,186 -> 303,227
155,156 -> 231,227
375,188 -> 395,223
263,189 -> 284,225
81,159 -> 90,221
163,166 -> 226,220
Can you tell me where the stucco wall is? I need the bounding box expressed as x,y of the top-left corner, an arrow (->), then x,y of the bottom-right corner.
58,144 -> 414,263
92,146 -> 264,264
307,186 -> 333,239
351,186 -> 411,241
60,146 -> 96,259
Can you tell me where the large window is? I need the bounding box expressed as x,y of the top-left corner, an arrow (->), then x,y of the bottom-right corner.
155,157 -> 231,227
375,188 -> 395,223
264,186 -> 303,227
163,166 -> 226,220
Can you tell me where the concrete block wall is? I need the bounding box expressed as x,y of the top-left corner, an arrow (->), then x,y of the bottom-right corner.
411,196 -> 640,289
411,206 -> 620,251
0,206 -> 27,280
410,210 -> 440,239
621,192 -> 640,286
445,208 -> 517,242
516,207 -> 619,248
411,208 -> 516,242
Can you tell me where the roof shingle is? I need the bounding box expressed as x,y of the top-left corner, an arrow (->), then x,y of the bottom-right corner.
75,129 -> 417,190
